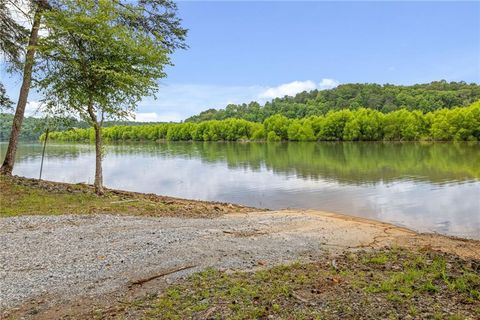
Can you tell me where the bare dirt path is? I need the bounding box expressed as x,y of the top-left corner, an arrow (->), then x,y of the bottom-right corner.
1,210 -> 478,319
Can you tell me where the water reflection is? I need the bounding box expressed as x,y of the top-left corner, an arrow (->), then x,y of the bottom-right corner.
1,141 -> 479,239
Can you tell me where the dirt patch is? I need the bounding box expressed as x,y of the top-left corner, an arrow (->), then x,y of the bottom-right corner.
306,210 -> 480,260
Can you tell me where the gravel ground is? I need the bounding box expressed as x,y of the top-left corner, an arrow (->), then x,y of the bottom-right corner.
4,210 -> 466,318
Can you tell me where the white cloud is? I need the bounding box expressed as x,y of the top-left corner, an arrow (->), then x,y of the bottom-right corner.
258,80 -> 317,99
258,79 -> 339,100
318,78 -> 340,90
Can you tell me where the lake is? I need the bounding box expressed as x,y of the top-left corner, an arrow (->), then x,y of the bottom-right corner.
1,141 -> 479,239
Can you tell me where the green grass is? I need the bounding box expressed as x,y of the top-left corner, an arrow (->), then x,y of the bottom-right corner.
107,249 -> 480,320
0,176 -> 173,217
0,175 -> 251,218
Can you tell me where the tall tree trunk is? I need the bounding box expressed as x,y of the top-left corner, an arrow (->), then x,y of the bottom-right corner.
86,99 -> 104,195
0,6 -> 42,176
93,123 -> 104,195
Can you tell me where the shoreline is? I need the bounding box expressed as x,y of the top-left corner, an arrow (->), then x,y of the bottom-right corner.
2,174 -> 479,260
2,173 -> 478,240
1,175 -> 479,319
229,209 -> 480,260
1,174 -> 478,241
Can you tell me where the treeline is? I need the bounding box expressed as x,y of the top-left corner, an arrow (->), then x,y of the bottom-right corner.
0,113 -> 161,141
186,81 -> 480,122
46,102 -> 480,142
0,114 -> 57,141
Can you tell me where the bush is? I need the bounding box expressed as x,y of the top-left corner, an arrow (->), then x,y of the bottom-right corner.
46,102 -> 480,142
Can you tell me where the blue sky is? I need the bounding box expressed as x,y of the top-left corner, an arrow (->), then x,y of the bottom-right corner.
1,1 -> 479,121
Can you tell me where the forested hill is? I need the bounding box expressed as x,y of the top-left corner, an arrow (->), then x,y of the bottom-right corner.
0,114 -> 160,141
185,81 -> 480,123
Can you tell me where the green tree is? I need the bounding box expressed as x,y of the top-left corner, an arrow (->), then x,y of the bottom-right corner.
0,0 -> 46,175
318,109 -> 352,140
36,0 -> 186,194
287,119 -> 315,141
343,108 -> 384,141
0,0 -> 28,66
383,109 -> 426,141
0,83 -> 13,110
430,102 -> 480,141
185,81 -> 480,123
267,131 -> 281,141
46,102 -> 480,143
264,115 -> 290,140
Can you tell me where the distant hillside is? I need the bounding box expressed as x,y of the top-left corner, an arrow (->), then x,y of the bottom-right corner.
0,114 -> 71,141
186,81 -> 480,123
0,114 -> 161,141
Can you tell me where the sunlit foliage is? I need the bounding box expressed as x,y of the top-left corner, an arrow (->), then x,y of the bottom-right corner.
45,102 -> 480,142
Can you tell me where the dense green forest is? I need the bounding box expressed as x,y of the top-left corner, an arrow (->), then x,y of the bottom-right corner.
186,81 -> 480,122
7,81 -> 480,142
45,102 -> 480,142
0,113 -> 160,141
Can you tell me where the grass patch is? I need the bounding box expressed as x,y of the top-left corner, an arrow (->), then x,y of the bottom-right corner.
0,175 -> 254,218
112,249 -> 480,320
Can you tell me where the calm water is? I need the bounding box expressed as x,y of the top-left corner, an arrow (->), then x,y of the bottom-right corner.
2,141 -> 479,239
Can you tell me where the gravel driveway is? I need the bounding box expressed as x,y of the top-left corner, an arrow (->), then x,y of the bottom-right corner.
0,210 -> 414,315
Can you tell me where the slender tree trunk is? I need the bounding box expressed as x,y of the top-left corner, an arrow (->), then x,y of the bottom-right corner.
86,99 -> 104,195
93,123 -> 104,195
0,6 -> 42,176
